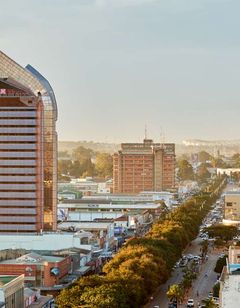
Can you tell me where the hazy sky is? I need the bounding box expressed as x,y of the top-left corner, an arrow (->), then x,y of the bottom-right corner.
1,0 -> 240,143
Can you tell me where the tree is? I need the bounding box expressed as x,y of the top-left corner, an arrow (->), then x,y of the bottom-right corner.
167,284 -> 184,304
95,153 -> 113,177
213,282 -> 220,298
197,163 -> 211,181
214,255 -> 227,273
58,159 -> 73,176
200,240 -> 209,258
198,151 -> 212,163
211,157 -> 227,168
232,153 -> 240,168
72,146 -> 93,163
182,267 -> 197,291
201,298 -> 217,308
177,160 -> 194,180
205,225 -> 239,242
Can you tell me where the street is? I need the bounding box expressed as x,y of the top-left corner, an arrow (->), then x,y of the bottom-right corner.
144,237 -> 220,308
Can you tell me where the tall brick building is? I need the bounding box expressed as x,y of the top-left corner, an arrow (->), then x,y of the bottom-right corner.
113,139 -> 175,194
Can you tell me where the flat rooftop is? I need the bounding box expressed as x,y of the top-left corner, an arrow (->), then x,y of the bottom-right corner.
0,276 -> 18,287
58,221 -> 113,230
0,233 -> 92,251
58,203 -> 161,210
221,274 -> 240,308
225,191 -> 240,195
0,253 -> 64,265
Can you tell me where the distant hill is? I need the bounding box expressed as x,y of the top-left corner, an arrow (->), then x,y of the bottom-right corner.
58,141 -> 120,154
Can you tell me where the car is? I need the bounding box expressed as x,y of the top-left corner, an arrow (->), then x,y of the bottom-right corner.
186,254 -> 194,260
179,258 -> 188,267
187,298 -> 194,307
168,300 -> 177,307
193,255 -> 201,261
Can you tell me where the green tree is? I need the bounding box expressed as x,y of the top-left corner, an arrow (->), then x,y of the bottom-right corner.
197,163 -> 211,181
205,225 -> 239,242
58,159 -> 72,176
177,160 -> 194,180
211,157 -> 227,168
201,298 -> 217,308
200,240 -> 209,258
214,256 -> 227,273
198,151 -> 212,163
167,284 -> 184,304
231,153 -> 240,168
213,282 -> 220,298
72,146 -> 93,162
95,153 -> 113,177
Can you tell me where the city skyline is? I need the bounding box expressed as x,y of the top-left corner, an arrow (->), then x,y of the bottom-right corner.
1,0 -> 240,143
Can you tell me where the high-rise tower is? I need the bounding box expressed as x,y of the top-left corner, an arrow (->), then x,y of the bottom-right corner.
0,51 -> 57,233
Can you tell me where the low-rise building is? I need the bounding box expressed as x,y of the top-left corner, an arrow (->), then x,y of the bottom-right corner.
24,288 -> 54,308
219,246 -> 240,307
58,222 -> 115,250
223,191 -> 240,224
0,275 -> 24,308
0,253 -> 71,289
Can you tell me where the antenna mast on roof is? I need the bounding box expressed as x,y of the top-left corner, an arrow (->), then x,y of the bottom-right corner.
160,127 -> 165,144
144,124 -> 148,140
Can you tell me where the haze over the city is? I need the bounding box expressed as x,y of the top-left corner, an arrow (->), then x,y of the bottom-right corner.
1,0 -> 240,143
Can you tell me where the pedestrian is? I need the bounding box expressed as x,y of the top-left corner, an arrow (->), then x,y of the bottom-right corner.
197,290 -> 199,297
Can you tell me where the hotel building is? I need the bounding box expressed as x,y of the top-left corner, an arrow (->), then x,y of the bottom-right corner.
0,51 -> 57,233
113,139 -> 175,194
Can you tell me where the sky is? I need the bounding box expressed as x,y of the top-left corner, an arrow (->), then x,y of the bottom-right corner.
0,0 -> 240,143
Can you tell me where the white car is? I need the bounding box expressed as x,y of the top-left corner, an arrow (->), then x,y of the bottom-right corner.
187,299 -> 194,307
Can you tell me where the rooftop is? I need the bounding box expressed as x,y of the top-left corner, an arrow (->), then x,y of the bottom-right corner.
225,191 -> 240,195
0,252 -> 64,265
0,276 -> 18,287
58,203 -> 161,210
221,274 -> 240,308
58,221 -> 113,230
0,233 -> 92,251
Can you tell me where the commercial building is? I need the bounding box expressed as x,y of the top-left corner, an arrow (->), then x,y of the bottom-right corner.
0,275 -> 24,308
0,51 -> 57,233
219,246 -> 240,307
58,178 -> 112,197
113,139 -> 175,194
0,253 -> 71,289
223,191 -> 240,224
58,222 -> 115,250
24,288 -> 54,307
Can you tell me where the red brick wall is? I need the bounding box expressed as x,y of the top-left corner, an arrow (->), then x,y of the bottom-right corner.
43,256 -> 71,287
0,264 -> 37,282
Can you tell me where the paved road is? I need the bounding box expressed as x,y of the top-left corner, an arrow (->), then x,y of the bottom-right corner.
144,237 -> 202,308
178,248 -> 219,307
144,182 -> 234,308
144,237 -> 221,308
